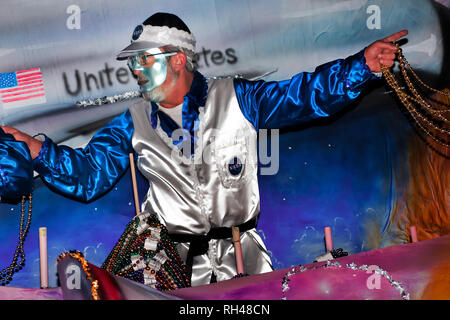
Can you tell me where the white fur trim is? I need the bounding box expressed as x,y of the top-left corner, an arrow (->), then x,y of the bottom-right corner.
134,25 -> 196,52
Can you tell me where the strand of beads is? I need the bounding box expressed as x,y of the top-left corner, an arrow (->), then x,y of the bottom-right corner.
280,261 -> 409,300
1,194 -> 32,286
101,216 -> 139,272
101,212 -> 190,290
281,265 -> 307,300
380,46 -> 449,149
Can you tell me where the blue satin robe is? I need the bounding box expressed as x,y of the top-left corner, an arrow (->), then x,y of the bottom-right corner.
0,129 -> 33,202
33,49 -> 377,202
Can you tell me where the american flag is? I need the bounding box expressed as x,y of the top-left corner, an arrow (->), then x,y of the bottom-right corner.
0,68 -> 46,109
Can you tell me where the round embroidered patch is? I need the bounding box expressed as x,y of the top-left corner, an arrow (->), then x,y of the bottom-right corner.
228,157 -> 243,176
132,24 -> 144,41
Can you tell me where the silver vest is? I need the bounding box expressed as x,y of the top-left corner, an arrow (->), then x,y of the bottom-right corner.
129,78 -> 273,286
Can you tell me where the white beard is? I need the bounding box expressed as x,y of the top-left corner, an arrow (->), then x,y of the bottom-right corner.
142,86 -> 166,102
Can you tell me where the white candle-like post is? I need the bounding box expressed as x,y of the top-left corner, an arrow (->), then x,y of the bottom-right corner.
39,227 -> 48,289
324,226 -> 333,252
129,153 -> 140,216
231,226 -> 245,275
410,226 -> 418,243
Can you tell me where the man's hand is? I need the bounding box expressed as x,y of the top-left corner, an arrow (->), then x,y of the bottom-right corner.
1,126 -> 42,160
364,30 -> 408,73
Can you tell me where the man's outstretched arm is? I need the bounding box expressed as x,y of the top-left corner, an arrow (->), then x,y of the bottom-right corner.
0,129 -> 33,203
2,110 -> 135,202
235,30 -> 408,130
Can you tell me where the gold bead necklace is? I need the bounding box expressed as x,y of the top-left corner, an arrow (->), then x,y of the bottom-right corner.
380,45 -> 450,149
0,193 -> 32,286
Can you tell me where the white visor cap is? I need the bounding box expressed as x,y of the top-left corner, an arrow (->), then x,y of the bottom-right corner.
116,24 -> 196,60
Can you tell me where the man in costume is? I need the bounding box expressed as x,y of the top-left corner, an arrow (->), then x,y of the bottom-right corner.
0,128 -> 33,203
2,12 -> 407,286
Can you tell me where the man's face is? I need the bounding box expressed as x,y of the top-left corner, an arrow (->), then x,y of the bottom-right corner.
128,48 -> 177,102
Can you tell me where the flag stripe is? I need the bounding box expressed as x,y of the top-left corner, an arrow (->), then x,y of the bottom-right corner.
16,72 -> 41,80
0,83 -> 43,94
17,75 -> 42,83
1,92 -> 45,103
10,79 -> 43,87
2,96 -> 46,109
1,87 -> 44,98
15,68 -> 40,74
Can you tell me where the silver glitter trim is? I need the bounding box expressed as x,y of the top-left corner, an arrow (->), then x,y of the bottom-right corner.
206,74 -> 243,80
75,70 -> 277,108
281,261 -> 410,300
76,90 -> 141,108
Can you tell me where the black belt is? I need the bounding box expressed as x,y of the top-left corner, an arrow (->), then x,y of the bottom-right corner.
168,217 -> 258,281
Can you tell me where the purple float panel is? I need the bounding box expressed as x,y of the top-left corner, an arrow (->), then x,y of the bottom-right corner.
168,235 -> 450,300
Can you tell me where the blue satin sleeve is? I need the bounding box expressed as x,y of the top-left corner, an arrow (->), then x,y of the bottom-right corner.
0,129 -> 33,202
234,49 -> 378,130
32,110 -> 134,202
